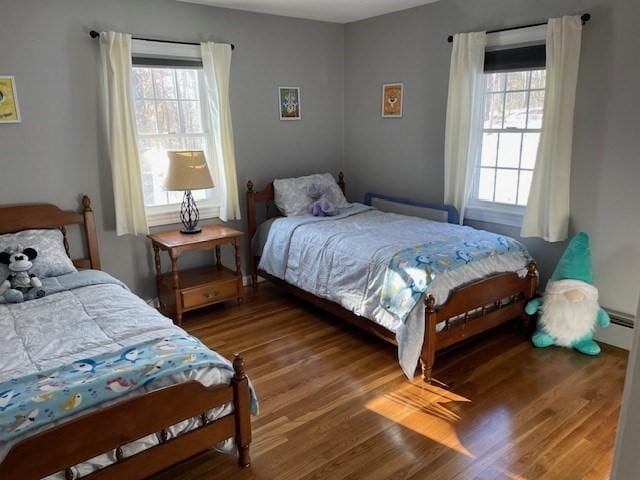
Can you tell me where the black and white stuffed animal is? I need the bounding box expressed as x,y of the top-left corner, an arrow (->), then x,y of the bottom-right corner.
0,247 -> 45,303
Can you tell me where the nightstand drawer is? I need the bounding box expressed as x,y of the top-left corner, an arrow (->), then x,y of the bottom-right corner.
182,280 -> 238,309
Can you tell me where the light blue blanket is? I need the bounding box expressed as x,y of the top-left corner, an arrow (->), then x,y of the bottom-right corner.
380,229 -> 529,320
259,203 -> 373,278
0,334 -> 258,441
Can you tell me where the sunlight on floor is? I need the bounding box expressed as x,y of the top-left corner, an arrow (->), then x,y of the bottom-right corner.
365,381 -> 474,457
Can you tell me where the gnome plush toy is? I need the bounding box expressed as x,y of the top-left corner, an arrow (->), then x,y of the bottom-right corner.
525,232 -> 610,355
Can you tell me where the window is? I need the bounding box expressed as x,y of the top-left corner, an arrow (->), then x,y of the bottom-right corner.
467,68 -> 546,225
132,65 -> 218,226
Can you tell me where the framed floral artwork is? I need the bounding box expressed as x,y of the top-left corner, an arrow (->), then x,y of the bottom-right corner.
279,86 -> 301,120
0,76 -> 21,123
381,82 -> 403,118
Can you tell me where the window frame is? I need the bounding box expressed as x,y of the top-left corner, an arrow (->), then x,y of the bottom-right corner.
467,68 -> 545,227
130,40 -> 220,227
465,27 -> 547,227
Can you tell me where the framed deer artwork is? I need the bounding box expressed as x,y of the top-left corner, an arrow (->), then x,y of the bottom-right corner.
279,86 -> 301,120
381,82 -> 403,118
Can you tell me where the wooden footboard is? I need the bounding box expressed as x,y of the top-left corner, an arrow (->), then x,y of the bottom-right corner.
0,355 -> 252,480
420,261 -> 538,383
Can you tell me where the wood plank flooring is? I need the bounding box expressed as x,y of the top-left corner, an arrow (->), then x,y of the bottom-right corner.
156,285 -> 627,480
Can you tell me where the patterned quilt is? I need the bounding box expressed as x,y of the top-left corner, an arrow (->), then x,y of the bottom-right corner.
0,334 -> 259,441
380,229 -> 529,320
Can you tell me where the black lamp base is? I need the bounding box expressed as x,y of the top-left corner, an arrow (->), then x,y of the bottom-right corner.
180,227 -> 202,235
179,190 -> 201,235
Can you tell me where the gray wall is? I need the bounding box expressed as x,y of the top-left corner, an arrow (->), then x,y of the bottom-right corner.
0,0 -> 344,298
1,0 -> 638,316
344,0 -> 640,315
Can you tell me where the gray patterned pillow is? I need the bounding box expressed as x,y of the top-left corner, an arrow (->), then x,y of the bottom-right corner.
0,229 -> 77,279
274,173 -> 348,216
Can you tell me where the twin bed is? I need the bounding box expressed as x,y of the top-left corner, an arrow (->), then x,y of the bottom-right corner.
0,198 -> 254,480
247,173 -> 537,383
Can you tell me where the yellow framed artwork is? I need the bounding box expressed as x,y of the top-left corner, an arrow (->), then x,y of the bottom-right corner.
381,82 -> 403,118
0,76 -> 21,123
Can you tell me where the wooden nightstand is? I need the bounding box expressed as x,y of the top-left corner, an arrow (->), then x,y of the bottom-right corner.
149,225 -> 244,325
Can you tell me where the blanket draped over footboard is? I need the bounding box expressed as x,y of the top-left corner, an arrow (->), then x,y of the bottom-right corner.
0,335 -> 259,441
380,231 -> 529,320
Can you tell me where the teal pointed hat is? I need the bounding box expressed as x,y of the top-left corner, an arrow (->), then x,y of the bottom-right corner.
550,232 -> 593,284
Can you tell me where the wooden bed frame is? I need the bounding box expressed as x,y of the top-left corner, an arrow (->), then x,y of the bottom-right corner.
0,197 -> 252,479
246,173 -> 538,383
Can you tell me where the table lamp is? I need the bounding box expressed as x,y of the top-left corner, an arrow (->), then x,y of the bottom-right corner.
164,150 -> 214,234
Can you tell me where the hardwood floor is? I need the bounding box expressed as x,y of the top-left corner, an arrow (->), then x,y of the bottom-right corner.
156,284 -> 628,480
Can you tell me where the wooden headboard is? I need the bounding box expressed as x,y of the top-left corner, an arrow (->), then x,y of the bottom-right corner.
0,196 -> 101,270
245,172 -> 345,245
245,172 -> 345,284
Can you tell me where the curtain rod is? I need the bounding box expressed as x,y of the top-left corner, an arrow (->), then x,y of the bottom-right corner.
447,13 -> 590,43
89,30 -> 235,50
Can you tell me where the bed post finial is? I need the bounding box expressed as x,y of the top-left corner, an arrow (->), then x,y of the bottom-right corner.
233,354 -> 247,380
232,353 -> 252,467
246,180 -> 254,194
82,195 -> 92,212
337,172 -> 345,194
425,294 -> 436,313
526,260 -> 537,278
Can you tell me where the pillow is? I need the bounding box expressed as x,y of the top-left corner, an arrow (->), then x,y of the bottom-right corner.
0,229 -> 78,279
274,173 -> 348,216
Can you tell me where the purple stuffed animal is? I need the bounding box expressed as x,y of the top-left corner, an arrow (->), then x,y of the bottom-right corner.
307,183 -> 338,217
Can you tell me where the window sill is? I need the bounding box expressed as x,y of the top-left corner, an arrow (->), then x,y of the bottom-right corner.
146,204 -> 220,228
465,203 -> 524,227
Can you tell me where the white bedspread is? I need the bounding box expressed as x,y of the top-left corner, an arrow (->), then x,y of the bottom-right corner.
0,279 -> 236,478
258,204 -> 529,378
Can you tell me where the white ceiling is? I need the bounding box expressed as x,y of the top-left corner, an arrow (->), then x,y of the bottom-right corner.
177,0 -> 441,23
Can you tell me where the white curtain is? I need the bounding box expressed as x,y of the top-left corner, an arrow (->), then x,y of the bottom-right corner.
521,16 -> 582,241
443,31 -> 487,224
99,32 -> 149,236
201,42 -> 241,221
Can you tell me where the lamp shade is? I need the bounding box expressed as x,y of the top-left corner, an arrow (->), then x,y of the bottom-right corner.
164,150 -> 214,191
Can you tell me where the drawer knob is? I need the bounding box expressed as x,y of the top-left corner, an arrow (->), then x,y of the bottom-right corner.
204,291 -> 219,299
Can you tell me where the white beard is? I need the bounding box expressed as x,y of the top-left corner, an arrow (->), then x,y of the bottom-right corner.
539,279 -> 600,347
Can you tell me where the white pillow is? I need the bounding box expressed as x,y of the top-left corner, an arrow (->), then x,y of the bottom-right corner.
273,173 -> 348,216
0,229 -> 78,279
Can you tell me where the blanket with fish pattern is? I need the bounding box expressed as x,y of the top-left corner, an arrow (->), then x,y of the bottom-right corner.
0,335 -> 258,441
380,229 -> 529,320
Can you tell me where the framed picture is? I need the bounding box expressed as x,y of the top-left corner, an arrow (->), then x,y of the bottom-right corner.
279,86 -> 301,121
381,82 -> 403,118
0,76 -> 21,123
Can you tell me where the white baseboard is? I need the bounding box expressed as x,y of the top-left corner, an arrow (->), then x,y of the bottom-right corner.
596,322 -> 634,351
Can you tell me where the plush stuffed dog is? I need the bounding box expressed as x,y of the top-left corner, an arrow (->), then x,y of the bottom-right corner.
0,247 -> 45,303
525,232 -> 610,355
